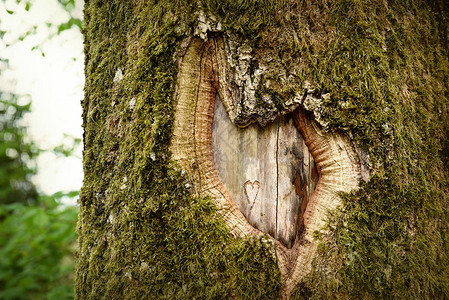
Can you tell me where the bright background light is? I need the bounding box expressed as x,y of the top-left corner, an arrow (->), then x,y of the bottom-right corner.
0,0 -> 84,202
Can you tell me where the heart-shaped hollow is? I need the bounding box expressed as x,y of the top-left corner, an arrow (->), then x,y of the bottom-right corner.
212,94 -> 319,249
170,36 -> 362,298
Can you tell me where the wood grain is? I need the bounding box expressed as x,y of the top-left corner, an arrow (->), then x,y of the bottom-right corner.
212,95 -> 317,248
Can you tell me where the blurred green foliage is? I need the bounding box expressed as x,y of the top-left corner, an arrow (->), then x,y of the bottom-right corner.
0,87 -> 79,299
0,196 -> 78,300
0,91 -> 38,205
0,0 -> 82,299
0,78 -> 79,299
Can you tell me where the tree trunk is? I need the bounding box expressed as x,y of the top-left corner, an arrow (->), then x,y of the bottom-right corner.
76,1 -> 449,299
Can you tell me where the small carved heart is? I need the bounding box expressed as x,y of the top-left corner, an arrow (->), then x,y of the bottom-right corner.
244,180 -> 260,209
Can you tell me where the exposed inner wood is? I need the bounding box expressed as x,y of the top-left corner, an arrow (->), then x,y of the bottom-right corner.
170,36 -> 362,298
211,95 -> 318,249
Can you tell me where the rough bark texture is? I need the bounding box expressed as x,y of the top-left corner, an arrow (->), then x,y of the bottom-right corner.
77,1 -> 449,299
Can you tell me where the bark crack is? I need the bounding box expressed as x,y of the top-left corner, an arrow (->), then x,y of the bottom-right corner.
308,143 -> 311,208
275,118 -> 280,241
192,45 -> 205,190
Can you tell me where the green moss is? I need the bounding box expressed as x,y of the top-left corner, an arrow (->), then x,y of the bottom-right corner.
286,1 -> 449,299
208,0 -> 449,298
77,0 -> 449,298
77,0 -> 280,298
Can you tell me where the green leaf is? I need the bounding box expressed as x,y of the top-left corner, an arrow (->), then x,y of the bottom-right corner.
6,9 -> 14,14
57,17 -> 82,34
57,0 -> 75,12
34,209 -> 50,227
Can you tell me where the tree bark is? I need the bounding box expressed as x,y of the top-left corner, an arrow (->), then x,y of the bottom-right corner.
77,1 -> 449,299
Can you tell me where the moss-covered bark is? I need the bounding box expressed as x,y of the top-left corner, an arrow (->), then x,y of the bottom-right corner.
77,0 -> 449,299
